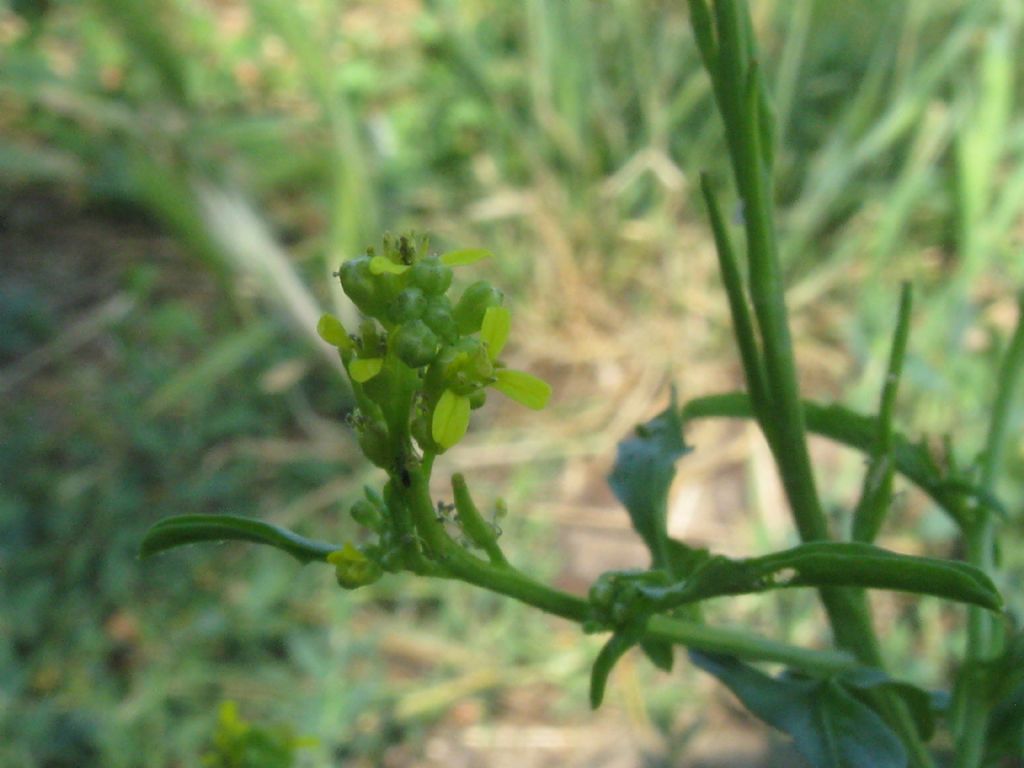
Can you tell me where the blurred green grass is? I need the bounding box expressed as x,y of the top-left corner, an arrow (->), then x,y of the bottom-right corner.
2,0 -> 1024,765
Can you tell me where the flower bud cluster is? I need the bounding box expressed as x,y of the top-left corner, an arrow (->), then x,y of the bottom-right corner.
318,234 -> 550,587
319,234 -> 551,458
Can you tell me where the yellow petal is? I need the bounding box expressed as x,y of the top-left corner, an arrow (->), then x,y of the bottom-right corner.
432,389 -> 471,449
491,369 -> 551,410
440,248 -> 491,267
480,306 -> 511,360
316,313 -> 352,349
348,357 -> 383,383
369,256 -> 410,275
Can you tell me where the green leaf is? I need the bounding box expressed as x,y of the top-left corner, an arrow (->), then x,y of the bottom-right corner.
665,538 -> 713,578
639,639 -> 674,672
480,306 -> 511,360
440,248 -> 491,267
636,541 -> 1002,611
140,514 -> 338,563
690,653 -> 906,768
348,357 -> 383,383
986,680 -> 1024,764
432,389 -> 471,449
851,283 -> 912,543
368,255 -> 409,275
840,667 -> 943,740
491,369 -> 551,410
590,623 -> 646,709
967,625 -> 1024,763
607,396 -> 691,573
327,542 -> 382,589
316,313 -> 352,350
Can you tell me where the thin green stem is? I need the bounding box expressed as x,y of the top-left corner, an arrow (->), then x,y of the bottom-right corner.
852,282 -> 913,543
681,392 -> 983,526
979,290 -> 1024,491
394,464 -> 858,676
955,291 -> 1024,768
689,5 -> 933,762
645,616 -> 857,676
451,473 -> 510,566
699,173 -> 772,427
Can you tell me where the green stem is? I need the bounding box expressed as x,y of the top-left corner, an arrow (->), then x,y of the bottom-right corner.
852,282 -> 912,543
681,392 -> 983,526
395,464 -> 858,675
645,615 -> 857,676
690,5 -> 933,762
699,173 -> 772,427
954,291 -> 1024,768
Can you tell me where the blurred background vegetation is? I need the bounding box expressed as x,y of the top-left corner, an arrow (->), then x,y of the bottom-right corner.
2,0 -> 1023,765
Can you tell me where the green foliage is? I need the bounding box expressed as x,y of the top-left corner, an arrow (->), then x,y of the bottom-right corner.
607,393 -> 691,575
202,701 -> 312,768
0,270 -> 389,765
596,542 -> 1000,613
5,0 -> 1024,765
141,515 -> 337,564
690,653 -> 907,768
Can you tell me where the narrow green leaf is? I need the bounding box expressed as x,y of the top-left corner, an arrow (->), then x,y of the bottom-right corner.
852,283 -> 912,543
368,256 -> 409,275
348,357 -> 383,383
686,0 -> 718,73
140,514 -> 337,563
316,313 -> 352,350
637,541 -> 1002,611
691,653 -> 906,768
699,173 -> 770,422
480,306 -> 511,360
491,369 -> 551,410
440,248 -> 491,267
432,389 -> 471,449
608,396 -> 691,573
590,624 -> 645,709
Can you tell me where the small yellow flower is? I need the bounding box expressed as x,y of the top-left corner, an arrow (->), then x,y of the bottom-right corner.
431,306 -> 551,450
327,542 -> 382,589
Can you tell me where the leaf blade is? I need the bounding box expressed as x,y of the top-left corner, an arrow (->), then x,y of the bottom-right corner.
639,541 -> 1002,611
491,369 -> 551,410
607,397 -> 690,572
440,248 -> 491,267
590,624 -> 645,709
690,653 -> 907,768
480,306 -> 511,360
432,389 -> 471,449
348,357 -> 383,383
140,514 -> 338,563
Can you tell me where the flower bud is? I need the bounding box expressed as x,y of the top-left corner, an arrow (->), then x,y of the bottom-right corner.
357,418 -> 391,468
350,499 -> 383,531
468,389 -> 487,410
409,257 -> 453,296
392,319 -> 439,368
328,543 -> 382,589
338,257 -> 383,316
453,280 -> 504,335
359,320 -> 387,357
422,297 -> 458,344
388,287 -> 427,324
